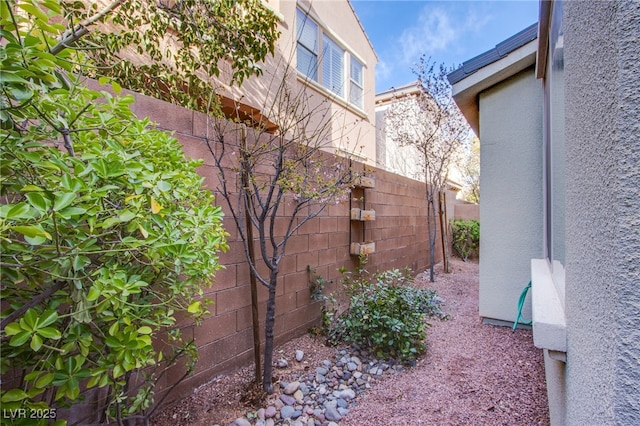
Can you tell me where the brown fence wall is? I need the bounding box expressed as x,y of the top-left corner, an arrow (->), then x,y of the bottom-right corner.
453,203 -> 480,221
83,82 -> 443,407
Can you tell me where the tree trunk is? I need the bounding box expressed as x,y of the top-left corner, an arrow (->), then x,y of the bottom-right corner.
425,184 -> 437,282
241,127 -> 262,385
246,219 -> 262,386
439,191 -> 451,273
262,272 -> 278,393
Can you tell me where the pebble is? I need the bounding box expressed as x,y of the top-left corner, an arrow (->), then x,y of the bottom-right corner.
284,381 -> 300,395
277,359 -> 288,368
265,406 -> 277,418
324,403 -> 342,422
280,406 -> 298,419
232,345 -> 399,425
338,389 -> 356,400
280,394 -> 296,406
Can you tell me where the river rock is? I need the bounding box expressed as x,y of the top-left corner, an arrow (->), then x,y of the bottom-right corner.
324,404 -> 342,422
277,359 -> 288,368
232,418 -> 251,426
265,406 -> 277,418
280,394 -> 296,406
284,381 -> 300,395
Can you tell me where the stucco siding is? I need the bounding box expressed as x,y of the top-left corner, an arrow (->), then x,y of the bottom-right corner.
613,2 -> 640,423
218,0 -> 378,165
478,68 -> 543,323
565,1 -> 640,424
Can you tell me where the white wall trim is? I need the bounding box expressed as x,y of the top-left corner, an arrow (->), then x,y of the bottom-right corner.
531,258 -> 567,352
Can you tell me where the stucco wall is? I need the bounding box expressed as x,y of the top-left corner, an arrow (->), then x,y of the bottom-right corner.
374,95 -> 428,181
564,1 -> 640,424
219,0 -> 379,165
477,68 -> 543,324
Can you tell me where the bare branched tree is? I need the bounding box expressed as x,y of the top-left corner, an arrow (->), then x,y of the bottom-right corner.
384,57 -> 470,281
461,136 -> 481,204
203,61 -> 361,393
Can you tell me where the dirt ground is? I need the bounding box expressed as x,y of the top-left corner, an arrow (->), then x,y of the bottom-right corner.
151,258 -> 549,425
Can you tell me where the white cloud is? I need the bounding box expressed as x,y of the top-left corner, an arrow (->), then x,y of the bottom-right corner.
376,60 -> 392,83
462,8 -> 492,33
398,7 -> 458,64
374,2 -> 495,92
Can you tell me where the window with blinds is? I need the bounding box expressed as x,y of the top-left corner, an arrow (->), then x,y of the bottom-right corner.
296,9 -> 318,81
296,8 -> 363,109
322,35 -> 345,97
349,57 -> 363,109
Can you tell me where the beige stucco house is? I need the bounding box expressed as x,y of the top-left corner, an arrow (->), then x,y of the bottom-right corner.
375,82 -> 466,187
448,0 -> 639,424
215,0 -> 378,165
375,82 -> 425,180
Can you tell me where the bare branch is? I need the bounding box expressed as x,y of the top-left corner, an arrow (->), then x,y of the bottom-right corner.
51,0 -> 125,56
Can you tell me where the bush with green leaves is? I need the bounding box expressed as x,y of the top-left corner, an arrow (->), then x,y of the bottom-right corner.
450,219 -> 480,261
1,2 -> 228,424
326,262 -> 443,362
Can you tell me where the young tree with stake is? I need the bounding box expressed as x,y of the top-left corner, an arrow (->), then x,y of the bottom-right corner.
383,57 -> 470,281
204,61 -> 361,393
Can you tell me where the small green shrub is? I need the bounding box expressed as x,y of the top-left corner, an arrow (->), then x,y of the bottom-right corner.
450,219 -> 480,261
325,262 -> 443,362
307,266 -> 336,333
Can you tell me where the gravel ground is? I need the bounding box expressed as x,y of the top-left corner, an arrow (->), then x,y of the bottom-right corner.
152,258 -> 549,426
340,259 -> 550,426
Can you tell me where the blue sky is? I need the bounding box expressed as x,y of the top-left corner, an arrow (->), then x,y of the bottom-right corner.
349,0 -> 539,93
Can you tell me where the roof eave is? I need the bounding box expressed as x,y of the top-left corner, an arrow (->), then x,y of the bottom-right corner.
450,39 -> 538,135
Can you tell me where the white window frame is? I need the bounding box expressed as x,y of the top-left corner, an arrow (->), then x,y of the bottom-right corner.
296,8 -> 319,82
295,7 -> 364,110
322,34 -> 345,97
349,56 -> 364,109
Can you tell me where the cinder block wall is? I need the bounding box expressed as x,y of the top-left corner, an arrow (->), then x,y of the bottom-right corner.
453,203 -> 480,221
84,80 -> 442,406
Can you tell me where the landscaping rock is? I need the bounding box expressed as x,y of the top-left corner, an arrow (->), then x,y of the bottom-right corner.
232,418 -> 251,426
338,388 -> 356,400
284,381 -> 300,395
264,406 -> 277,418
234,344 -> 401,426
280,405 -> 296,419
280,394 -> 296,406
324,404 -> 342,422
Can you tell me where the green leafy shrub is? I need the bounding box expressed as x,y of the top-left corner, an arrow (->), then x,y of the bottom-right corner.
326,262 -> 443,362
450,219 -> 480,261
307,266 -> 336,334
1,3 -> 228,423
